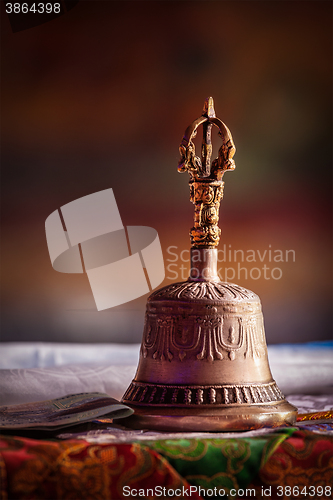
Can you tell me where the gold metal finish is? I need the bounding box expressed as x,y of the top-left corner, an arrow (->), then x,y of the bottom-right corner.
121,98 -> 297,431
178,97 -> 236,248
121,402 -> 297,432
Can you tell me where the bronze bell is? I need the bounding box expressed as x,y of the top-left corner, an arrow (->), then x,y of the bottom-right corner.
122,98 -> 297,431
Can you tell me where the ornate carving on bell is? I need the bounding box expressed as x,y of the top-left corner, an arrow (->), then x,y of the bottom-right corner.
122,98 -> 297,431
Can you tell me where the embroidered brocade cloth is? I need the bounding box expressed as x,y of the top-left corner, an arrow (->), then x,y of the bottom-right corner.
1,424 -> 332,500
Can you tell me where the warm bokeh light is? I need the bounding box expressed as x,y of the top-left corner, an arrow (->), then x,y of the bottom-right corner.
1,1 -> 332,343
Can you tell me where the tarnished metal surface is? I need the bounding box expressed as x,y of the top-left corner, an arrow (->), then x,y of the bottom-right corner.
121,99 -> 297,431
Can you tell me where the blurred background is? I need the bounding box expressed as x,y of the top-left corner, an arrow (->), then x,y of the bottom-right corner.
1,1 -> 332,344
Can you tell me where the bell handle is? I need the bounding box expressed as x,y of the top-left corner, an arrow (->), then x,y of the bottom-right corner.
177,109 -> 236,180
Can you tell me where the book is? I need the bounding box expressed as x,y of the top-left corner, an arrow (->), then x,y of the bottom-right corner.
0,392 -> 133,431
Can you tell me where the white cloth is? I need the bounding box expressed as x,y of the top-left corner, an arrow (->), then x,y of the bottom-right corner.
0,342 -> 332,406
0,343 -> 140,369
0,364 -> 138,406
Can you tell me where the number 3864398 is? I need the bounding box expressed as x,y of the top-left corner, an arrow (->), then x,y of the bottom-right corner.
5,3 -> 61,14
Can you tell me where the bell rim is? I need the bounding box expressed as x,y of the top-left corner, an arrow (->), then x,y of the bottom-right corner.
118,400 -> 297,432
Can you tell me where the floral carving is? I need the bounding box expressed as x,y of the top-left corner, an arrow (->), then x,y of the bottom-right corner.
142,306 -> 265,363
150,281 -> 258,302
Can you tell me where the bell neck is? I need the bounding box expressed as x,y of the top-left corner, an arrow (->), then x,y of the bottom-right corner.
188,248 -> 220,282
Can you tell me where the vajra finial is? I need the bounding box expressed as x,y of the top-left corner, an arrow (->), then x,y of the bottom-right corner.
178,97 -> 236,248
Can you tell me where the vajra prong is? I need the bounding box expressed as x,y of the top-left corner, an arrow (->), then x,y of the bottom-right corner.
178,98 -> 236,248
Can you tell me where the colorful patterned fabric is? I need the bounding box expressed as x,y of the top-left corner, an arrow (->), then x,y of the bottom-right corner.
0,427 -> 332,500
297,410 -> 333,421
146,429 -> 294,492
0,436 -> 201,500
250,429 -> 333,499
